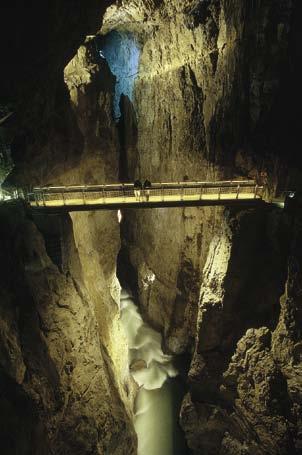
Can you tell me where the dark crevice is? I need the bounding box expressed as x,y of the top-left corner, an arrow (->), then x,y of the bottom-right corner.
117,94 -> 138,182
116,242 -> 139,302
32,213 -> 63,270
0,367 -> 49,455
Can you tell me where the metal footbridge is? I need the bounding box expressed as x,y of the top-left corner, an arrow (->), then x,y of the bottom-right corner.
27,180 -> 264,213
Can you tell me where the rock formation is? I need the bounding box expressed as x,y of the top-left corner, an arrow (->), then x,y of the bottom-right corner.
0,203 -> 136,454
1,2 -> 138,454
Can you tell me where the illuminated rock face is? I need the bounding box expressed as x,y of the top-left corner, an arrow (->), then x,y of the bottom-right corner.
1,4 -> 138,454
179,208 -> 297,454
0,205 -> 137,454
103,0 -> 301,453
116,0 -> 298,356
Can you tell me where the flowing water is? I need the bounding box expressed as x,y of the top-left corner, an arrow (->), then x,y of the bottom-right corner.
120,289 -> 190,455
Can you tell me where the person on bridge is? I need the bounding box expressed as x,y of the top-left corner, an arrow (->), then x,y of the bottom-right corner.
259,170 -> 268,186
143,179 -> 151,201
134,179 -> 142,201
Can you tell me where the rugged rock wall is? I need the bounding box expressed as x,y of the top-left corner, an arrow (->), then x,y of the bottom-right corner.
1,2 -> 138,454
112,0 -> 298,352
180,206 -> 297,454
0,203 -> 136,454
103,0 -> 301,452
63,41 -> 140,413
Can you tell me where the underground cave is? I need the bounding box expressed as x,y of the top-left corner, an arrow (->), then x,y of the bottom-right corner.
0,1 -> 301,454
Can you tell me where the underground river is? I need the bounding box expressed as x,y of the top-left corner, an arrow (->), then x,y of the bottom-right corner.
120,289 -> 190,455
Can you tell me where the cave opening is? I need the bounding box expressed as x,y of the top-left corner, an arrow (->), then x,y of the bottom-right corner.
97,31 -> 140,121
95,30 -> 140,181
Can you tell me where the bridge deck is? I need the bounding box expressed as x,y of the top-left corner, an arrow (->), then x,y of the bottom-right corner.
28,180 -> 264,212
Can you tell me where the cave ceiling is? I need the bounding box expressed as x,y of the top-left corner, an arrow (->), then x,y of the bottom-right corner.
101,0 -> 209,33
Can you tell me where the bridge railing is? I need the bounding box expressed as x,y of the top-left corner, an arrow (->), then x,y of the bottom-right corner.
28,180 -> 263,207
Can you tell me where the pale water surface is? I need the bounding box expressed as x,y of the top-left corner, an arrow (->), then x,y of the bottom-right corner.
120,290 -> 190,455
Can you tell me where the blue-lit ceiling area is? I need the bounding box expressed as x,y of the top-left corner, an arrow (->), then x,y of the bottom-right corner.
98,31 -> 140,119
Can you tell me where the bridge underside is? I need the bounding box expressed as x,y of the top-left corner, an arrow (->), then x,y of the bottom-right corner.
30,197 -> 264,213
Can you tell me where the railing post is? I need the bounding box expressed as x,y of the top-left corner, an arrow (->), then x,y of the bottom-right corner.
122,185 -> 126,203
42,190 -> 46,207
82,187 -> 86,205
218,186 -> 221,200
254,184 -> 258,199
62,188 -> 66,206
161,184 -> 164,201
236,185 -> 240,199
102,187 -> 106,204
34,192 -> 38,207
199,185 -> 203,200
181,185 -> 184,201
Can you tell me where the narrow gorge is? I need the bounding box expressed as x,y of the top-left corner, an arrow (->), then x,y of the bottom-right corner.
0,1 -> 301,454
